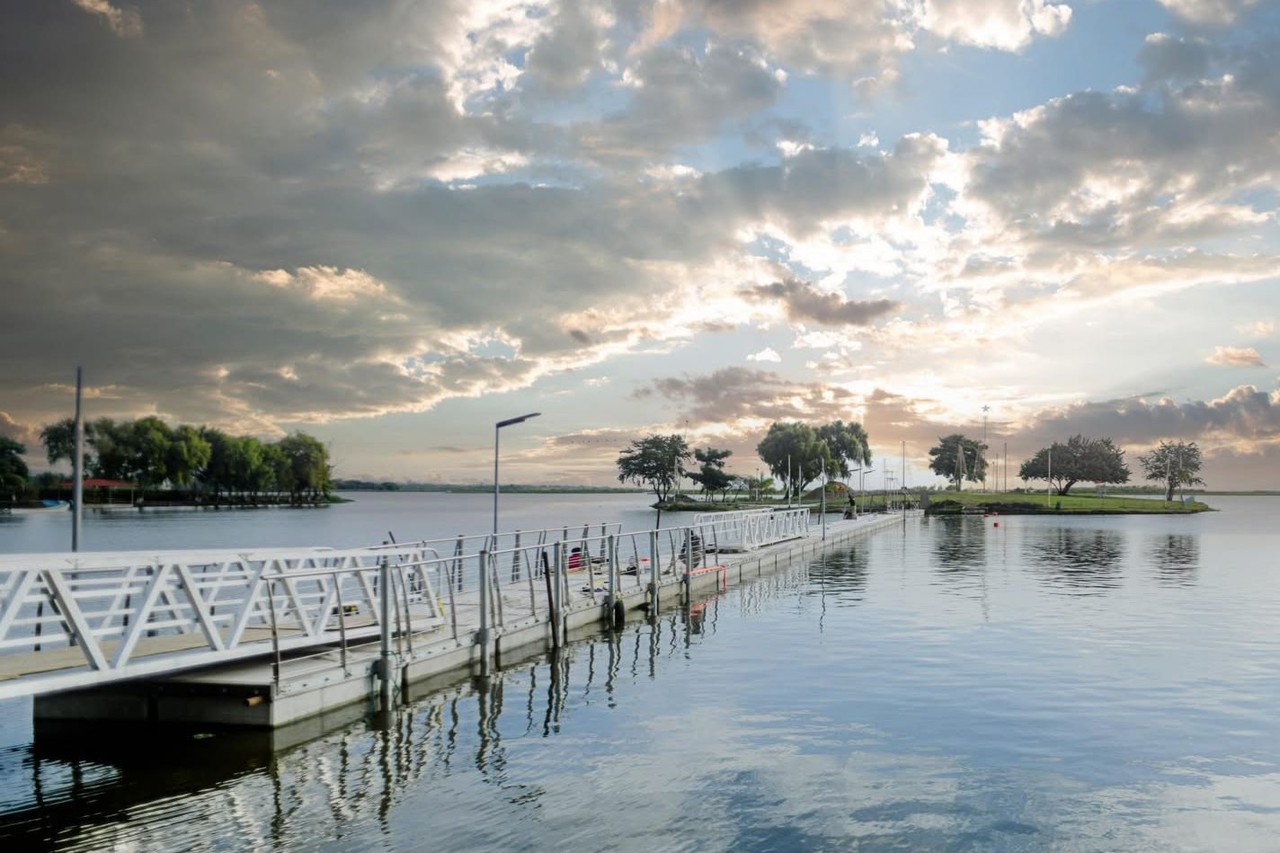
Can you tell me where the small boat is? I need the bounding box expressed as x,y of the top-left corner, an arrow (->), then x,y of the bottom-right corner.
8,500 -> 71,514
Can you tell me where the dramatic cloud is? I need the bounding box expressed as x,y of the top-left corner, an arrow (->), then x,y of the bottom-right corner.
2,1 -> 1279,485
965,38 -> 1280,252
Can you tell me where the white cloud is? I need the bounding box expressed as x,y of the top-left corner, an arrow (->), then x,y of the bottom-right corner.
747,347 -> 782,362
1206,345 -> 1266,367
71,0 -> 142,38
1237,320 -> 1275,338
255,267 -> 392,302
1157,0 -> 1263,26
919,0 -> 1071,52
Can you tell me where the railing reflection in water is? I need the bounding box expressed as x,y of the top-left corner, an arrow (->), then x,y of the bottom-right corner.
0,583 -> 753,850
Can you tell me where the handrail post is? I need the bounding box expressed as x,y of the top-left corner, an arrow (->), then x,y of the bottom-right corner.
552,540 -> 563,640
379,554 -> 394,707
478,549 -> 491,678
395,563 -> 413,657
606,533 -> 617,610
649,529 -> 659,613
265,577 -> 282,693
683,528 -> 693,604
334,574 -> 350,678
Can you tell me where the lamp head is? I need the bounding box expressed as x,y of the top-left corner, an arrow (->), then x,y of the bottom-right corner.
497,411 -> 542,429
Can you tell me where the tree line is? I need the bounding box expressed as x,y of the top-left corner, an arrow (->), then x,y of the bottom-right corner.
34,416 -> 333,505
614,421 -> 1206,506
927,433 -> 1203,500
616,419 -> 872,503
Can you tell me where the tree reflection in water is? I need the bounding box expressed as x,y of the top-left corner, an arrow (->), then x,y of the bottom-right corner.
806,546 -> 869,602
1023,526 -> 1125,594
1148,534 -> 1199,586
931,517 -> 987,574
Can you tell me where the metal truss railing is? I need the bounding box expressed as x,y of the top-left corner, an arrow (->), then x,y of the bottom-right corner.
0,514 -> 809,700
691,507 -> 811,551
0,545 -> 443,700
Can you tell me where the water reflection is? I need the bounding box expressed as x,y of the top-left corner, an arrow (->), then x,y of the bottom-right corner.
3,508 -> 1274,851
931,517 -> 987,574
0,602 -> 730,851
806,545 -> 869,600
1148,534 -> 1199,586
1023,527 -> 1124,594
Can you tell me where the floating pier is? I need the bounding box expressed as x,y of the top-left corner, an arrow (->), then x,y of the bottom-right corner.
0,510 -> 910,730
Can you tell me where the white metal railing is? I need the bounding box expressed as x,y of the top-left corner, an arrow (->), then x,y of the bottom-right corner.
0,513 -> 816,699
691,507 -> 810,551
0,545 -> 443,700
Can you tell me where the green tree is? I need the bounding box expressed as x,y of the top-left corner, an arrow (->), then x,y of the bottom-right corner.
816,420 -> 872,480
275,433 -> 332,504
738,474 -> 775,501
616,434 -> 690,502
756,422 -> 834,500
125,416 -> 175,488
688,446 -> 734,501
928,434 -> 987,491
1019,435 -> 1131,495
1138,440 -> 1204,501
0,437 -> 29,498
166,425 -> 212,489
197,427 -> 234,501
87,418 -> 131,481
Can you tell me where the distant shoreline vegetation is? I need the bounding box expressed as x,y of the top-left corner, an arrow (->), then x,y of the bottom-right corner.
332,480 -> 645,494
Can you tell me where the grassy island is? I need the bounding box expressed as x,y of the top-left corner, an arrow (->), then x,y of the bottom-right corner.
924,491 -> 1211,515
654,490 -> 1212,516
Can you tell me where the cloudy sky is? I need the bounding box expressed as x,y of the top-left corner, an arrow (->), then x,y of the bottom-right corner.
3,0 -> 1279,489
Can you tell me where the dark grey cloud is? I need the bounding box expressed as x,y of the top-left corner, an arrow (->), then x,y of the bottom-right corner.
1024,385 -> 1280,446
699,134 -> 946,237
580,41 -> 784,162
1138,33 -> 1212,83
749,279 -> 898,326
524,0 -> 605,94
635,367 -> 858,425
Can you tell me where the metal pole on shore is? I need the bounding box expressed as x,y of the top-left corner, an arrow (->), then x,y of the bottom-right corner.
72,367 -> 83,552
1047,449 -> 1052,506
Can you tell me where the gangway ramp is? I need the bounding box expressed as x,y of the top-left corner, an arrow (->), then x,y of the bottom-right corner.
0,544 -> 445,701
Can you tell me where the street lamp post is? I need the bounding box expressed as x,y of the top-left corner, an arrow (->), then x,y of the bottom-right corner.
485,411 -> 541,677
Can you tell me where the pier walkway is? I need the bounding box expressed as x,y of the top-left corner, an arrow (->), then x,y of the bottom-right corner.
1,508 -> 912,727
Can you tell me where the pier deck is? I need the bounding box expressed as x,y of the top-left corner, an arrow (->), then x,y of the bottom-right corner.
4,511 -> 913,728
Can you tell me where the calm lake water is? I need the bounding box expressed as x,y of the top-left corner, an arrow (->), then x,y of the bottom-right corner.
2,494 -> 1278,851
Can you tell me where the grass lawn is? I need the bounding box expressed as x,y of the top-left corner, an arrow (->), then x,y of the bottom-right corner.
925,490 -> 1210,514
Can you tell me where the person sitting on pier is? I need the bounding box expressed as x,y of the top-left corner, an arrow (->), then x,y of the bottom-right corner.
679,532 -> 704,568
568,547 -> 584,571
